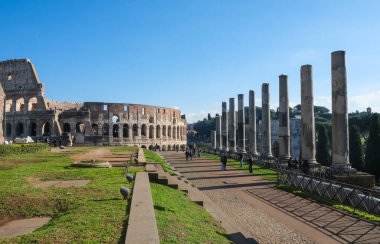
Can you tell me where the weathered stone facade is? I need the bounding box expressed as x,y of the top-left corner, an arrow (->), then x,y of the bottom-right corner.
0,84 -> 4,144
0,59 -> 187,149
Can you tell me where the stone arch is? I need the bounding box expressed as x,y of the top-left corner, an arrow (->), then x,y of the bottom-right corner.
113,124 -> 119,137
132,124 -> 138,137
42,122 -> 50,136
149,125 -> 154,139
156,125 -> 161,138
28,97 -> 38,111
162,125 -> 167,137
272,141 -> 279,158
6,123 -> 12,137
75,122 -> 85,134
63,123 -> 71,133
16,122 -> 24,137
162,145 -> 167,151
141,145 -> 147,149
15,97 -> 25,112
92,124 -> 98,135
123,124 -> 129,138
168,125 -> 172,137
141,124 -> 147,137
5,99 -> 12,112
167,145 -> 172,151
29,122 -> 37,136
102,123 -> 109,136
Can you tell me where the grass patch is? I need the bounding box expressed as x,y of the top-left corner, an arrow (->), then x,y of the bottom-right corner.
144,150 -> 174,175
202,153 -> 277,181
277,184 -> 380,223
151,183 -> 229,243
0,148 -> 143,243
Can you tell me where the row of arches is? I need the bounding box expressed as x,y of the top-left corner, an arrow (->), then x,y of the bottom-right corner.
5,96 -> 40,112
4,121 -> 51,137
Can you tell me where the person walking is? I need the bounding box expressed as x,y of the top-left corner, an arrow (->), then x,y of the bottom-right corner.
220,153 -> 225,170
239,153 -> 244,167
247,154 -> 254,173
222,153 -> 227,171
185,150 -> 189,161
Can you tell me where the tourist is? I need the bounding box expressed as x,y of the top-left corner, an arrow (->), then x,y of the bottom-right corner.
185,150 -> 189,161
197,148 -> 201,158
238,153 -> 244,167
189,150 -> 193,160
220,153 -> 227,171
222,153 -> 227,170
247,154 -> 254,173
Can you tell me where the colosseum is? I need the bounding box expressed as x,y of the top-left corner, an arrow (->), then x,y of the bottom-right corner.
0,59 -> 187,150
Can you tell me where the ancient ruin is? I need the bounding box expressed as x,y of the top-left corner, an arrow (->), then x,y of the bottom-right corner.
0,59 -> 187,149
0,84 -> 4,144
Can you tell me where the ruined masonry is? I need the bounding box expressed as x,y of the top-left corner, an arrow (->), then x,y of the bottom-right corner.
0,59 -> 187,149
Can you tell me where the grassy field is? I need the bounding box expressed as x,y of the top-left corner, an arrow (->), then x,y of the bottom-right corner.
202,153 -> 277,181
151,183 -> 229,243
0,146 -> 142,243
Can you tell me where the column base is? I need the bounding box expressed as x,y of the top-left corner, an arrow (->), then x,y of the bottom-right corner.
331,163 -> 357,175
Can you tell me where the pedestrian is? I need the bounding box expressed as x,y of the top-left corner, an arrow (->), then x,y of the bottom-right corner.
247,154 -> 254,173
220,153 -> 225,170
222,153 -> 227,170
239,153 -> 244,167
197,148 -> 201,158
59,138 -> 62,147
185,150 -> 189,161
287,157 -> 292,169
189,150 -> 193,160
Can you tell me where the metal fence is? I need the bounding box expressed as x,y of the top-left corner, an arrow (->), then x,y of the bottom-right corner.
278,169 -> 380,215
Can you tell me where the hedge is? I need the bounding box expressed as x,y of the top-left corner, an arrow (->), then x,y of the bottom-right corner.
0,143 -> 50,156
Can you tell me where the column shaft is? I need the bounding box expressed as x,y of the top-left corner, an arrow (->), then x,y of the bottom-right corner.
262,83 -> 272,157
237,94 -> 246,153
279,75 -> 291,160
249,90 -> 258,155
215,115 -> 222,150
222,102 -> 229,151
229,98 -> 237,152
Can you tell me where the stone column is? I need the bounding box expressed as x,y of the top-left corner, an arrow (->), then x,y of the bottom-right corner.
331,51 -> 350,170
262,83 -> 272,157
228,98 -> 237,153
237,94 -> 246,153
300,65 -> 317,164
211,130 -> 216,149
279,75 -> 291,160
248,90 -> 258,155
215,115 -> 222,150
221,102 -> 229,152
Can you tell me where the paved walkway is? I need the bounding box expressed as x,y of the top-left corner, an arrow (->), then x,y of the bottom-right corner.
159,151 -> 380,244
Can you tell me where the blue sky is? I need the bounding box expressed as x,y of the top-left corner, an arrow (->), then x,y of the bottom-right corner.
1,0 -> 380,122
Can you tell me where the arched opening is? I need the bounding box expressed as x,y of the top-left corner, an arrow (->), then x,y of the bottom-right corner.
156,125 -> 161,138
15,97 -> 25,112
177,127 -> 180,139
172,126 -> 176,139
28,97 -> 38,111
162,125 -> 167,137
76,122 -> 85,134
16,122 -> 24,137
112,115 -> 119,123
30,122 -> 37,136
162,145 -> 167,151
149,145 -> 154,150
6,123 -> 12,137
123,124 -> 129,138
141,124 -> 147,137
113,124 -> 119,137
133,124 -> 138,137
141,145 -> 147,149
63,123 -> 71,133
149,125 -> 154,139
167,145 -> 172,151
168,126 -> 172,137
5,99 -> 12,112
42,122 -> 50,136
90,124 -> 98,135
272,141 -> 279,158
102,123 -> 109,136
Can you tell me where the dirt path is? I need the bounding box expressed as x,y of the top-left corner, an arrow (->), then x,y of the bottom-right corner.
159,151 -> 380,244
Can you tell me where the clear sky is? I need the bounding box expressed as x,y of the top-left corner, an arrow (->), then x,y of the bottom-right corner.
1,0 -> 380,123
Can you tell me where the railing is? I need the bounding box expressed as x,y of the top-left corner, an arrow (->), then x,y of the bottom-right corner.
278,169 -> 380,215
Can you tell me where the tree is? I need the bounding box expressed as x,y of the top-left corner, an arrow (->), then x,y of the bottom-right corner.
349,124 -> 364,171
316,125 -> 331,166
365,113 -> 380,180
207,113 -> 212,120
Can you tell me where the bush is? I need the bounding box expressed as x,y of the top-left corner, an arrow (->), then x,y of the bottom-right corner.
0,143 -> 50,156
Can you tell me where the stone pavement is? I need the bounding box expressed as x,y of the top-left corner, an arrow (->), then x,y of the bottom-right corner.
159,151 -> 380,244
0,217 -> 51,239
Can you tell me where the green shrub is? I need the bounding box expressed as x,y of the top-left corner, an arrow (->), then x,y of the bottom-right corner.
0,143 -> 50,156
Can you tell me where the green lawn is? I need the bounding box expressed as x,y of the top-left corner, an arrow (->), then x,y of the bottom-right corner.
151,183 -> 229,243
0,146 -> 142,243
202,153 -> 277,181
